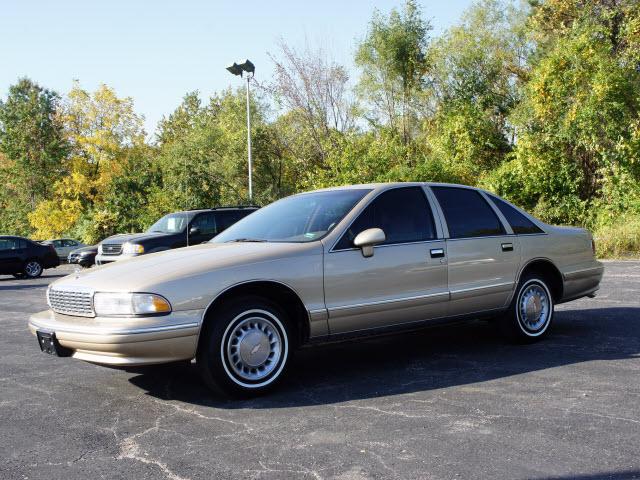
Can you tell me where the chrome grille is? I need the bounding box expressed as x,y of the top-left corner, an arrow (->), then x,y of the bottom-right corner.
48,288 -> 94,317
101,243 -> 123,255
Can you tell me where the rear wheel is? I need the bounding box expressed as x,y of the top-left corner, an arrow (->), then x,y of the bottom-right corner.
23,260 -> 43,279
499,273 -> 554,343
197,296 -> 291,397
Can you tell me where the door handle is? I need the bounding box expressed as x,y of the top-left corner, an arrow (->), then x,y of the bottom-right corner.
501,242 -> 514,252
430,248 -> 445,258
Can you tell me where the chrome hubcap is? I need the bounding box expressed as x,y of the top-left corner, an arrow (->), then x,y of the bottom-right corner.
518,284 -> 550,332
26,262 -> 41,277
225,315 -> 282,382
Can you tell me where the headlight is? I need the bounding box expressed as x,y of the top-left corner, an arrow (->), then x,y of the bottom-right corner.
93,292 -> 172,316
122,242 -> 144,255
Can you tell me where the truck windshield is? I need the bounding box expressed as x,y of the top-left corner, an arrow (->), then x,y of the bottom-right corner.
147,213 -> 189,234
212,189 -> 371,243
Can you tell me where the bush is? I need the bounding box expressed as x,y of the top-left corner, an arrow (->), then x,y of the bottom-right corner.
594,215 -> 640,258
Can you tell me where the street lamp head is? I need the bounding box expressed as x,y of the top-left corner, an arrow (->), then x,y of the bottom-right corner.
239,59 -> 255,75
226,59 -> 255,77
226,62 -> 243,76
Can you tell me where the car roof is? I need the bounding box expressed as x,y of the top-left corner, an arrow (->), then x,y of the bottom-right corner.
308,182 -> 484,193
175,206 -> 260,215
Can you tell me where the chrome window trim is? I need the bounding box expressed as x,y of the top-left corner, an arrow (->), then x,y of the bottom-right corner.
330,238 -> 445,254
329,185 -> 439,253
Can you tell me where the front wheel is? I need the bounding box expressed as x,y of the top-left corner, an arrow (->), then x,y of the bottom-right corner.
197,296 -> 291,397
23,260 -> 43,279
499,273 -> 554,343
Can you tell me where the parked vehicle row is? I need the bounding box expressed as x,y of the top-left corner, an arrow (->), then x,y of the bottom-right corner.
1,205 -> 257,278
29,182 -> 603,397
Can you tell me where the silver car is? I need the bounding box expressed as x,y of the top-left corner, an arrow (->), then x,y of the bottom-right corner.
29,183 -> 603,397
41,238 -> 86,263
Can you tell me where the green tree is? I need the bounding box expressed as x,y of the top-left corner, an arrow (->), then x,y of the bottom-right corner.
355,0 -> 431,142
0,78 -> 67,235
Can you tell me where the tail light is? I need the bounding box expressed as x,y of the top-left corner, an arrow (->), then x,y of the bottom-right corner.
48,245 -> 56,254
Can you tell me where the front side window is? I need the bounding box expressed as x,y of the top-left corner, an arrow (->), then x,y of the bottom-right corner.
488,194 -> 544,235
0,238 -> 19,251
432,187 -> 505,239
147,213 -> 189,234
213,189 -> 371,243
334,187 -> 436,250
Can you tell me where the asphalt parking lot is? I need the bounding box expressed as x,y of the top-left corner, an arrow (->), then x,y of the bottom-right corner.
1,262 -> 639,480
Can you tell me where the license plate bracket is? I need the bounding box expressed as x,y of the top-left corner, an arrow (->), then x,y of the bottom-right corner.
36,331 -> 71,357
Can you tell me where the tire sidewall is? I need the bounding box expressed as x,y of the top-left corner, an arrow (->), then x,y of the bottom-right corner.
198,296 -> 291,397
514,277 -> 554,338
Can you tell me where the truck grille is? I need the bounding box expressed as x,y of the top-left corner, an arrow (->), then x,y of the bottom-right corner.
101,243 -> 122,255
48,288 -> 94,317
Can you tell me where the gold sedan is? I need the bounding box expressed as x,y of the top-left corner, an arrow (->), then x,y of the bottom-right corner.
29,183 -> 603,397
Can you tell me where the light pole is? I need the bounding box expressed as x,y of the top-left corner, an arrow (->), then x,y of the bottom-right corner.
226,59 -> 255,201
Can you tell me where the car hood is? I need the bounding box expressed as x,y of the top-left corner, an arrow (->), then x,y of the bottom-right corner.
101,232 -> 171,244
71,245 -> 97,254
52,241 -> 320,292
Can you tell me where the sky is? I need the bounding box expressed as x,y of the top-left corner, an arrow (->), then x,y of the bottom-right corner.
1,0 -> 474,136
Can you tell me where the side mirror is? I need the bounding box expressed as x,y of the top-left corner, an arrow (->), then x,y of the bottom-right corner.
189,226 -> 200,235
353,228 -> 386,258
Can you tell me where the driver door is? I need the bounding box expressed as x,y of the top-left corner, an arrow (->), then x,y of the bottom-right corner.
324,186 -> 449,334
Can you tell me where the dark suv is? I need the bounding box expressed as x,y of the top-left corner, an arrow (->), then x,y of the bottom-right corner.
95,206 -> 258,265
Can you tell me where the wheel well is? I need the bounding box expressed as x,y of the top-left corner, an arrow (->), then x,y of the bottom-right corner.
199,281 -> 310,348
519,260 -> 563,302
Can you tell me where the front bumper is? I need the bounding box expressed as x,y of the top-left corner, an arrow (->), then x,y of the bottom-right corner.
28,309 -> 203,366
95,253 -> 139,265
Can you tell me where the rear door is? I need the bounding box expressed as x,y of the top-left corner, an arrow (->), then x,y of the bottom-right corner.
430,186 -> 520,316
324,186 -> 449,334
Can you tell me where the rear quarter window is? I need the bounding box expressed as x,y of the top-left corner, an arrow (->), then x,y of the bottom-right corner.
488,195 -> 543,234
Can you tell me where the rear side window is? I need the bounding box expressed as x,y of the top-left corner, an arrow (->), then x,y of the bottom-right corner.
488,195 -> 544,234
191,213 -> 217,235
335,187 -> 436,250
432,187 -> 505,239
216,211 -> 248,232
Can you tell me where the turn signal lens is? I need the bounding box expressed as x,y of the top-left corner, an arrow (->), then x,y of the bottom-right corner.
132,294 -> 172,314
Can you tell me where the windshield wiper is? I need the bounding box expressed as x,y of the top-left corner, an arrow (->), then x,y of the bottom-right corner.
226,238 -> 267,243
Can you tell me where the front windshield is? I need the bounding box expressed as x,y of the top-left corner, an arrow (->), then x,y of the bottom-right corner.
146,213 -> 189,234
213,189 -> 371,243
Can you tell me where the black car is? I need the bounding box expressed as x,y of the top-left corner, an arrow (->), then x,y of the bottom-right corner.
0,236 -> 60,279
68,244 -> 98,268
96,206 -> 258,265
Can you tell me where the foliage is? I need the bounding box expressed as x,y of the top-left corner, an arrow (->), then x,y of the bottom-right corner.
1,0 -> 640,257
0,78 -> 67,235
